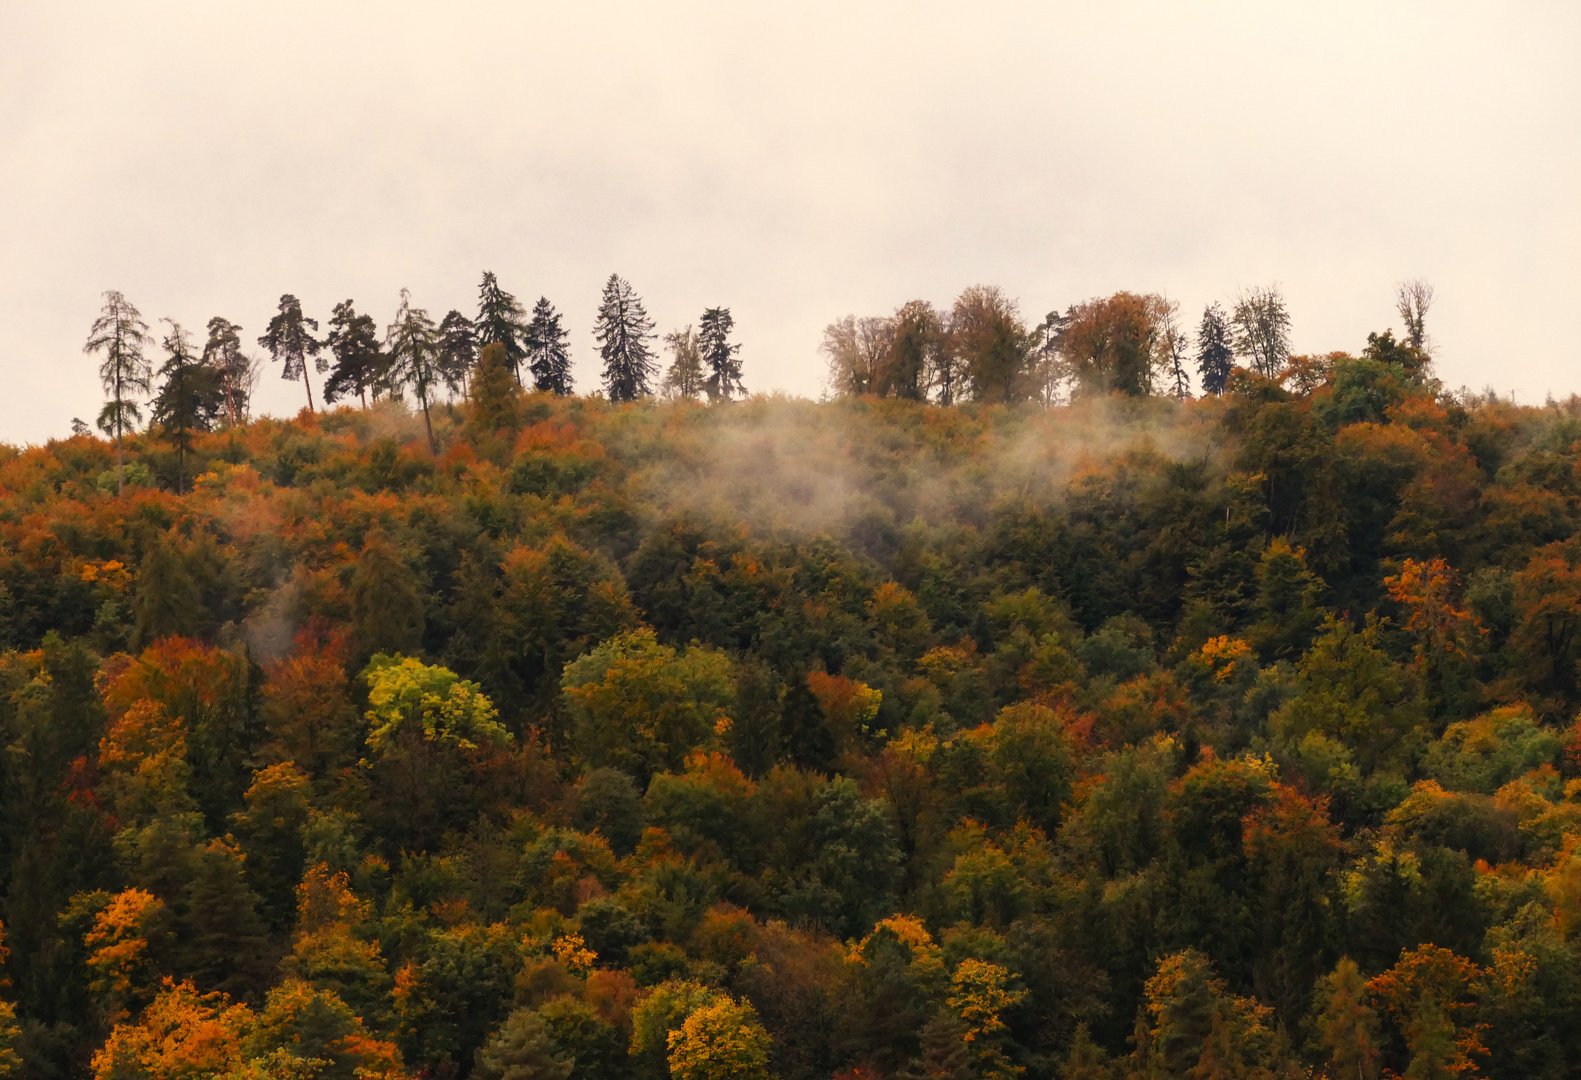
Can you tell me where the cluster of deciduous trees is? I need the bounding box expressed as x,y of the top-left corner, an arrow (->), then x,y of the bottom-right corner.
7,299 -> 1581,1079
822,280 -> 1434,406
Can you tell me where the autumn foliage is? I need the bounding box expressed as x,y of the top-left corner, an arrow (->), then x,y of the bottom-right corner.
4,356 -> 1581,1078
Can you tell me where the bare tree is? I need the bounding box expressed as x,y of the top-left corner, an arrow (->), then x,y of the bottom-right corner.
1396,279 -> 1434,352
1230,285 -> 1292,378
1155,298 -> 1191,399
820,315 -> 893,397
83,290 -> 152,495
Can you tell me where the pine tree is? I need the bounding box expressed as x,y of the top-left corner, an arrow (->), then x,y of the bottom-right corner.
84,289 -> 153,496
525,297 -> 573,395
474,1009 -> 572,1080
437,309 -> 478,399
258,294 -> 325,414
594,273 -> 657,402
385,288 -> 443,455
1317,955 -> 1381,1080
698,306 -> 745,402
323,301 -> 385,409
1195,303 -> 1235,395
475,271 -> 529,384
661,326 -> 704,400
151,320 -> 222,494
200,317 -> 255,426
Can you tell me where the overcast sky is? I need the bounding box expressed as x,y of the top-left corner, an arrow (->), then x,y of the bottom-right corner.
2,1 -> 1577,444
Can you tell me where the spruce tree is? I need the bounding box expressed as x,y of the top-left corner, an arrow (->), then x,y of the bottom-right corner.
258,294 -> 325,413
151,320 -> 222,494
475,271 -> 529,384
1195,302 -> 1235,395
323,301 -> 385,409
474,1009 -> 572,1080
698,306 -> 745,402
84,289 -> 153,495
525,297 -> 573,395
385,288 -> 443,454
593,274 -> 657,402
199,317 -> 255,426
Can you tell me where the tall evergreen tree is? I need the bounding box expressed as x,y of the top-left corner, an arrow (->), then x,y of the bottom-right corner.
525,297 -> 573,396
151,320 -> 222,494
385,288 -> 443,454
323,301 -> 385,409
593,274 -> 657,403
258,294 -> 324,414
475,271 -> 529,384
1195,303 -> 1235,395
437,309 -> 478,399
199,317 -> 255,427
698,306 -> 745,402
84,289 -> 153,495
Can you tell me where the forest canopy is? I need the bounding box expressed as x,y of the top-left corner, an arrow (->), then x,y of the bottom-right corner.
3,277 -> 1581,1080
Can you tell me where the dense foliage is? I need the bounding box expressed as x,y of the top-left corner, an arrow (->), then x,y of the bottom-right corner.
4,339 -> 1581,1079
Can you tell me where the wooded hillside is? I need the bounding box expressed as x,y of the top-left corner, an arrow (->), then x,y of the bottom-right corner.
3,350 -> 1581,1079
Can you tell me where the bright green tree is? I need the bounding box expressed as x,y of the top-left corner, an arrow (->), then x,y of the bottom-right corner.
361,654 -> 509,754
666,997 -> 772,1080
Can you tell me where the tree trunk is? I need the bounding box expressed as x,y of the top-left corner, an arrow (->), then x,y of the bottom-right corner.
303,367 -> 317,414
421,394 -> 437,456
116,429 -> 124,497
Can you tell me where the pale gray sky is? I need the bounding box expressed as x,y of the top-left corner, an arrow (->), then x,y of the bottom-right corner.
2,1 -> 1577,443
